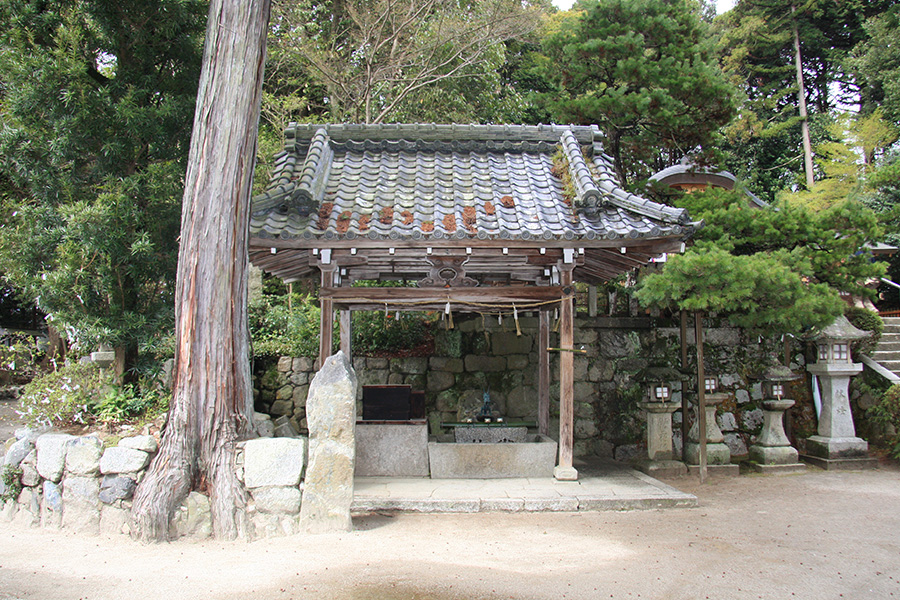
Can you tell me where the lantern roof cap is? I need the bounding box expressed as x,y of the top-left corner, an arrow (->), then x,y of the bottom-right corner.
806,315 -> 870,342
758,364 -> 800,383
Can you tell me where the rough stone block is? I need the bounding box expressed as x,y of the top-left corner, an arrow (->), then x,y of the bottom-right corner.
724,432 -> 748,456
507,355 -> 529,370
173,491 -> 211,539
366,358 -> 389,370
464,355 -> 506,372
269,399 -> 293,416
100,505 -> 131,536
41,480 -> 62,529
100,447 -> 150,474
276,385 -> 294,401
391,357 -> 428,375
491,331 -> 533,355
118,435 -> 158,453
65,436 -> 103,476
292,385 -> 309,407
427,435 -> 557,478
717,412 -> 739,432
242,437 -> 306,488
292,357 -> 314,373
99,475 -> 137,504
277,356 -> 293,372
5,436 -> 35,468
427,371 -> 455,393
735,389 -> 750,404
62,476 -> 100,534
742,408 -> 764,431
599,330 -> 637,358
251,486 -> 302,514
290,371 -> 309,386
36,434 -> 75,483
20,460 -> 40,487
429,357 -> 464,373
251,513 -> 299,539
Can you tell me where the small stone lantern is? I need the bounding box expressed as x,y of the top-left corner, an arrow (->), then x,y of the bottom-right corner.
805,315 -> 872,465
633,365 -> 686,476
90,344 -> 116,369
685,375 -> 731,467
748,365 -> 805,472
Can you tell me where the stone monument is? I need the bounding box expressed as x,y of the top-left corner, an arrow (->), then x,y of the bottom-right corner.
299,351 -> 358,533
804,316 -> 876,469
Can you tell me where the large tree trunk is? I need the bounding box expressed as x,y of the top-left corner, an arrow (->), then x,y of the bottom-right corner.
131,0 -> 271,542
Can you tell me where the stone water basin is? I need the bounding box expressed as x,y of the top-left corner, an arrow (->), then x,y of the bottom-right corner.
427,433 -> 558,479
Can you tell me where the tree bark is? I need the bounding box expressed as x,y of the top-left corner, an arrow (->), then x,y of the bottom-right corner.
792,5 -> 815,190
131,0 -> 271,542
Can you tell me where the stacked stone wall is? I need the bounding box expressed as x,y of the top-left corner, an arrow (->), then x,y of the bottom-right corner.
254,314 -> 815,461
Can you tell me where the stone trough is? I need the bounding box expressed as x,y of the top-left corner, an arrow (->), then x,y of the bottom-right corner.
427,433 -> 558,479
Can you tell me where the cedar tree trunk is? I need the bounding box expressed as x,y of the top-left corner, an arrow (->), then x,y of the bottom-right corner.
131,0 -> 271,542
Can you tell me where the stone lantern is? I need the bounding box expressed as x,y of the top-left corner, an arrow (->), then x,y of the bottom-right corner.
685,375 -> 735,473
748,365 -> 806,473
805,315 -> 874,468
633,365 -> 687,477
90,344 -> 116,369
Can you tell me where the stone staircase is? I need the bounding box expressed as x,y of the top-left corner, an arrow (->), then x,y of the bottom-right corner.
870,316 -> 900,377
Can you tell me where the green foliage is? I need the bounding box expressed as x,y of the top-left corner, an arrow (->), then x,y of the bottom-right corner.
249,293 -> 322,359
352,312 -> 434,355
0,0 -> 206,369
844,306 -> 883,356
0,332 -> 46,384
869,384 -> 900,458
636,186 -> 884,336
18,361 -> 169,427
0,465 -> 23,504
94,384 -> 170,424
542,0 -> 737,184
849,6 -> 900,125
18,362 -> 108,427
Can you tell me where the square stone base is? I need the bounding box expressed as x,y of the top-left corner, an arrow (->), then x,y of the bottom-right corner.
748,445 -> 799,466
685,442 -> 732,466
686,463 -> 740,477
633,459 -> 688,478
747,462 -> 807,475
805,436 -> 869,460
800,454 -> 879,471
428,435 -> 558,478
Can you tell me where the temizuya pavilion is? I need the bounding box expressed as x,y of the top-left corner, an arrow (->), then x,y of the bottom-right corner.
248,123 -> 700,480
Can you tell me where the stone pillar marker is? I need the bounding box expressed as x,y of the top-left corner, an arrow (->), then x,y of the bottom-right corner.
299,351 -> 358,533
748,365 -> 805,473
804,316 -> 876,470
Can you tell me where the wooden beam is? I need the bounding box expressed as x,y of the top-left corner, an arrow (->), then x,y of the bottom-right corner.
680,310 -> 690,463
539,310 -> 550,437
340,310 -> 352,361
318,265 -> 336,370
554,264 -> 578,481
321,285 -> 572,309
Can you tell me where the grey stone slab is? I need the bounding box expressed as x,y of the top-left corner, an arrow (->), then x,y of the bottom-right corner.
241,437 -> 307,488
4,436 -> 35,468
251,486 -> 302,514
355,423 -> 429,477
428,436 -> 557,479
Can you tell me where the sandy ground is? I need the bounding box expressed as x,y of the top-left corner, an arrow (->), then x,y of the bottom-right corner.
2,394 -> 900,600
0,466 -> 898,600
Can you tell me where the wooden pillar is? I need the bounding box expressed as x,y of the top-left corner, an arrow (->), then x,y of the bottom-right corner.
555,264 -> 578,481
539,309 -> 551,437
588,285 -> 598,318
695,311 -> 708,483
339,310 -> 352,361
680,310 -> 690,462
318,264 -> 336,370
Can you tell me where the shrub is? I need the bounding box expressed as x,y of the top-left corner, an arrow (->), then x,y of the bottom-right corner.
249,293 -> 321,358
18,362 -> 106,427
352,311 -> 435,355
845,306 -> 883,356
1,465 -> 23,503
0,332 -> 46,385
94,384 -> 170,424
870,384 -> 900,458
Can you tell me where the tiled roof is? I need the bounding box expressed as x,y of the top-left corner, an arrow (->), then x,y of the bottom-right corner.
250,124 -> 698,244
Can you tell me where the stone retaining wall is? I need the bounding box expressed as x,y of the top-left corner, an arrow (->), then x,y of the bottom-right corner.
254,315 -> 813,461
2,425 -> 308,540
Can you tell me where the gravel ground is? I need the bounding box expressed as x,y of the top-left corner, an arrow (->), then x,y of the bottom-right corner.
1,465 -> 899,600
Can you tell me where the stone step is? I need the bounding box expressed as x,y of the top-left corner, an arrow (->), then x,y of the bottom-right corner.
880,317 -> 900,324
874,341 -> 900,352
882,324 -> 900,334
872,350 -> 900,362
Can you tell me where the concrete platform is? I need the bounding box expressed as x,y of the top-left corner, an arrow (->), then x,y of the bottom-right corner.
351,457 -> 697,513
